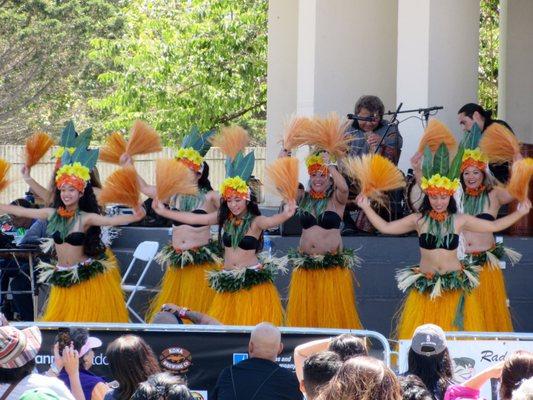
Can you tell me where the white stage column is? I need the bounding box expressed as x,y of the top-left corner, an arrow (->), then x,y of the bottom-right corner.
266,0 -> 398,205
499,0 -> 533,144
396,0 -> 480,172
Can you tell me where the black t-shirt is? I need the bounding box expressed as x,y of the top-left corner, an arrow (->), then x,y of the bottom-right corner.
211,358 -> 303,400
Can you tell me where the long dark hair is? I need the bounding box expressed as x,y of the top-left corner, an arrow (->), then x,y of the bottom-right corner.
106,335 -> 161,400
418,195 -> 457,216
131,372 -> 193,400
406,348 -> 453,400
458,103 -> 493,122
217,191 -> 263,252
46,169 -> 102,206
500,350 -> 533,400
198,162 -> 213,191
53,182 -> 105,257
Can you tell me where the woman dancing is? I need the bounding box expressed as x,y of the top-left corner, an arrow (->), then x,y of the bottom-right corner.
121,129 -> 222,319
356,127 -> 530,339
152,127 -> 295,325
0,147 -> 144,322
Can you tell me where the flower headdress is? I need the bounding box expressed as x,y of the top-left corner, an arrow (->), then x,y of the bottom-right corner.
305,152 -> 329,175
212,126 -> 254,200
52,121 -> 93,169
175,127 -> 215,172
55,133 -> 99,193
460,123 -> 488,172
421,142 -> 463,197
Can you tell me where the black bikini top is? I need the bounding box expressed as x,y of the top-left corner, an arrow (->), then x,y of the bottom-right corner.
419,233 -> 459,250
300,211 -> 341,230
222,232 -> 260,251
172,209 -> 207,228
53,231 -> 85,246
476,213 -> 495,221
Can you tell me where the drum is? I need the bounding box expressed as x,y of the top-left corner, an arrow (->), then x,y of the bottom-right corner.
406,177 -> 424,213
508,143 -> 533,236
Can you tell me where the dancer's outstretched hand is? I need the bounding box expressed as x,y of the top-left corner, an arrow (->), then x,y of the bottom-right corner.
133,205 -> 146,220
356,194 -> 370,210
283,199 -> 297,217
517,199 -> 532,215
151,198 -> 166,215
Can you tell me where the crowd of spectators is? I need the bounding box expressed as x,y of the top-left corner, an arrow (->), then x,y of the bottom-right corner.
1,320 -> 533,400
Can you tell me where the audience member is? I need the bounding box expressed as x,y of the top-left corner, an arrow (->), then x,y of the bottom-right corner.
301,351 -> 341,400
501,351 -> 533,400
211,322 -> 302,400
512,377 -> 533,400
152,304 -> 221,325
0,326 -> 77,399
444,362 -> 502,400
131,372 -> 193,400
50,328 -> 109,400
294,333 -> 367,381
398,374 -> 434,400
104,335 -> 161,400
20,388 -> 61,400
404,324 -> 453,400
316,356 -> 402,400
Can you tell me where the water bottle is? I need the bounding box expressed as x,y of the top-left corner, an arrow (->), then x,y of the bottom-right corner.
263,233 -> 274,257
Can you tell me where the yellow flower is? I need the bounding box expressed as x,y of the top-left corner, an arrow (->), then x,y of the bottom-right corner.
220,176 -> 249,195
422,174 -> 459,192
52,146 -> 76,159
305,153 -> 325,168
55,162 -> 90,182
176,147 -> 203,166
462,148 -> 489,163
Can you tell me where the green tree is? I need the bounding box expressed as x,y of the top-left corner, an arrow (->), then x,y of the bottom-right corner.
87,0 -> 268,145
478,0 -> 500,115
0,0 -> 124,143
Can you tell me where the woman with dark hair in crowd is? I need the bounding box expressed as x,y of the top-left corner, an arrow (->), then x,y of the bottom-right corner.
122,129 -> 223,320
398,375 -> 434,400
104,335 -> 161,400
48,328 -> 109,400
316,356 -> 402,400
405,324 -> 453,400
0,147 -> 144,322
357,121 -> 531,338
500,351 -> 533,400
153,127 -> 295,325
131,373 -> 193,400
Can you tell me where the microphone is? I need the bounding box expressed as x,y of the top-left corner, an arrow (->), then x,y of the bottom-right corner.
346,114 -> 376,122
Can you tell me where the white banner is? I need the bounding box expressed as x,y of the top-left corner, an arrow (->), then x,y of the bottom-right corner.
399,339 -> 533,400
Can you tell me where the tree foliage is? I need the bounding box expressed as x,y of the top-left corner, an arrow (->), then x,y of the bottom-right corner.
0,0 -> 124,143
88,0 -> 268,145
478,0 -> 500,115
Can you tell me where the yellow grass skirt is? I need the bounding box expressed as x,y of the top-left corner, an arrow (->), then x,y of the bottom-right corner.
208,281 -> 284,326
286,266 -> 361,329
146,261 -> 219,322
39,250 -> 128,323
471,259 -> 513,332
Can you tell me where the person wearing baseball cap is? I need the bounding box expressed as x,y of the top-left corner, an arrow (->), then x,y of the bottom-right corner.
0,326 -> 77,400
403,324 -> 454,400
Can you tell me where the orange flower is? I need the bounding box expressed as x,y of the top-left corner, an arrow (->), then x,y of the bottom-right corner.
465,185 -> 486,197
309,189 -> 327,199
57,207 -> 76,219
428,210 -> 448,222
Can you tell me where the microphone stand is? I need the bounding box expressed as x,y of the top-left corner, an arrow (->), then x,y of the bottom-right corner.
374,102 -> 403,154
384,105 -> 443,123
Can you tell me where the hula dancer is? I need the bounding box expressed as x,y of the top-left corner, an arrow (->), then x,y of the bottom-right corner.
121,128 -> 223,319
0,147 -> 146,322
153,127 -> 296,326
281,114 -> 362,329
458,124 -> 525,331
356,120 -> 531,339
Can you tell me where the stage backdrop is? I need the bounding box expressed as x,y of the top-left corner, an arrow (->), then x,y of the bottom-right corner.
15,323 -> 390,400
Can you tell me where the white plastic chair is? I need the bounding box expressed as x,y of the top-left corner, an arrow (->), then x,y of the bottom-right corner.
121,241 -> 159,323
